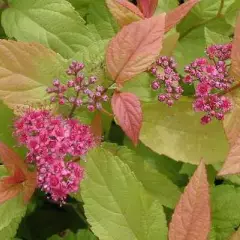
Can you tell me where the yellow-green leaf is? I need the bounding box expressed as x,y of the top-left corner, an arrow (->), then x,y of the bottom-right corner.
0,40 -> 67,112
81,147 -> 168,240
140,99 -> 229,164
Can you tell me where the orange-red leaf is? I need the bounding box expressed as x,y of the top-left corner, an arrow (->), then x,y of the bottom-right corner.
0,180 -> 23,205
91,112 -> 103,145
111,92 -> 142,145
137,0 -> 158,18
23,171 -> 37,203
231,13 -> 240,80
106,14 -> 165,86
219,15 -> 240,176
0,142 -> 36,204
218,136 -> 240,176
106,0 -> 144,27
169,161 -> 211,240
165,0 -> 200,32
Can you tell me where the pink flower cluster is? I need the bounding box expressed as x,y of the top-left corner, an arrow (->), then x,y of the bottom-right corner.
206,43 -> 232,61
14,110 -> 95,202
184,43 -> 233,124
150,56 -> 183,106
47,61 -> 109,112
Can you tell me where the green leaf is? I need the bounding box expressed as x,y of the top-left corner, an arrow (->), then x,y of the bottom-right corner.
179,163 -> 197,177
0,101 -> 18,147
175,18 -> 232,74
0,194 -> 27,240
0,101 -> 26,156
123,139 -> 187,186
140,99 -> 229,164
87,0 -> 119,39
213,163 -> 240,186
225,0 -> 240,27
122,73 -> 157,102
155,0 -> 178,14
102,142 -> 181,208
210,185 -> 240,240
81,147 -> 168,240
180,163 -> 216,184
204,27 -> 231,46
72,40 -> 109,80
175,0 -> 234,73
48,229 -> 97,240
2,0 -> 97,58
177,0 -> 235,32
0,165 -> 8,177
67,0 -> 91,18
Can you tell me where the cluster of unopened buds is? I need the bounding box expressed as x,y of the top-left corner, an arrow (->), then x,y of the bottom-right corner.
46,61 -> 109,112
14,109 -> 95,203
150,56 -> 183,106
183,43 -> 233,124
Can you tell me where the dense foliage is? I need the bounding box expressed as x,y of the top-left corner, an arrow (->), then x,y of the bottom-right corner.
0,0 -> 239,239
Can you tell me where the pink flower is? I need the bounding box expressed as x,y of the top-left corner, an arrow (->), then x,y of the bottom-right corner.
150,56 -> 183,106
48,61 -> 109,113
195,83 -> 211,97
206,43 -> 232,61
14,109 -> 94,203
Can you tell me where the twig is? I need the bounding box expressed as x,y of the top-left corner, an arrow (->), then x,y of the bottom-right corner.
101,108 -> 113,117
217,0 -> 224,17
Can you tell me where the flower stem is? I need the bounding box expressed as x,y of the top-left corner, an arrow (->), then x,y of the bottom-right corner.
68,81 -> 115,118
101,108 -> 113,117
68,89 -> 80,118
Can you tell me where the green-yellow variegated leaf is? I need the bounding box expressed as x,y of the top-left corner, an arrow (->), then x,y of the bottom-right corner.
81,147 -> 168,240
140,99 -> 229,164
0,40 -> 67,112
2,0 -> 96,58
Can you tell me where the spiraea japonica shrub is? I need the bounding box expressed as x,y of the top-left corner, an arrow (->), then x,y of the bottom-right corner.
0,0 -> 239,239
